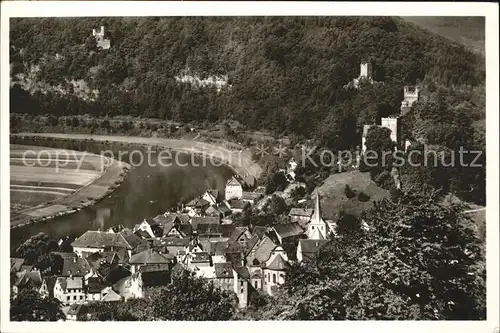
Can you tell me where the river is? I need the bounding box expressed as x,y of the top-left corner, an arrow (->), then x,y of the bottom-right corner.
10,138 -> 233,250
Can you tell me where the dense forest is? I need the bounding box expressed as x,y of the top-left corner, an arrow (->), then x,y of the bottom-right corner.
10,16 -> 486,204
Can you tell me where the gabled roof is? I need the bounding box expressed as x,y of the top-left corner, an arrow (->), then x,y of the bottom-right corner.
62,257 -> 91,277
42,276 -> 58,295
219,224 -> 236,238
192,216 -> 220,229
10,258 -> 25,272
227,199 -> 247,209
190,252 -> 211,263
129,249 -> 174,265
228,227 -> 249,244
134,229 -> 152,239
214,262 -> 233,278
241,191 -> 262,201
86,277 -> 107,293
186,197 -> 210,208
205,205 -> 222,217
289,208 -> 314,217
85,251 -> 117,272
298,239 -> 329,255
233,266 -> 250,280
163,237 -> 190,247
68,303 -> 85,316
265,254 -> 288,271
102,289 -> 122,302
252,236 -> 278,264
273,222 -> 304,239
57,276 -> 83,292
14,270 -> 42,287
252,226 -> 268,239
119,229 -> 144,249
71,231 -> 133,250
226,176 -> 242,187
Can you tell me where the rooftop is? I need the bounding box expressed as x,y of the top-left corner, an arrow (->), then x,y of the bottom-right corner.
71,231 -> 133,250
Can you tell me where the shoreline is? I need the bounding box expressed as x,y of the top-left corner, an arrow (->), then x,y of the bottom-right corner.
12,132 -> 262,179
10,143 -> 132,230
9,133 -> 262,231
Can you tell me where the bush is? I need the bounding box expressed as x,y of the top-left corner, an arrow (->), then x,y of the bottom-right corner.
358,191 -> 371,202
344,184 -> 356,198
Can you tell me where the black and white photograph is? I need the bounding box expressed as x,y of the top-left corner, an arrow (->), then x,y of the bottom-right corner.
1,2 -> 498,332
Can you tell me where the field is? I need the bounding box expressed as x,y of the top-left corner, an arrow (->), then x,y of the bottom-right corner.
315,171 -> 390,220
10,144 -> 130,227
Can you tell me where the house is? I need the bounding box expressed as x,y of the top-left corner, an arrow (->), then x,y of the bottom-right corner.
185,251 -> 211,268
225,176 -> 243,200
185,198 -> 210,217
10,258 -> 25,273
66,303 -> 87,321
241,191 -> 263,205
101,289 -> 122,302
129,249 -> 175,274
233,266 -> 250,308
202,189 -> 220,205
61,255 -> 92,279
289,207 -> 314,226
296,239 -> 329,263
272,222 -> 304,244
86,277 -> 112,302
163,237 -> 191,259
228,227 -> 252,248
71,231 -> 135,258
84,251 -> 119,280
286,158 -> 298,181
54,277 -> 85,305
202,240 -> 229,264
92,26 -> 111,50
226,199 -> 248,214
244,175 -> 257,189
113,272 -> 143,300
192,216 -> 220,229
106,224 -> 126,234
262,252 -> 288,296
306,191 -> 330,240
400,85 -> 419,114
39,276 -> 58,299
133,218 -> 162,239
12,269 -> 42,298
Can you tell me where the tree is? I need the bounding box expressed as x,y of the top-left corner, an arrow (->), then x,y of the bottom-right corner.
265,172 -> 289,194
10,289 -> 65,321
256,190 -> 485,320
15,232 -> 58,265
266,195 -> 288,216
149,265 -> 236,320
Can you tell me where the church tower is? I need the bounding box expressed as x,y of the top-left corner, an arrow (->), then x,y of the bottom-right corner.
307,191 -> 328,240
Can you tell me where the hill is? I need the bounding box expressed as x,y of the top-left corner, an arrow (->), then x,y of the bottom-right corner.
9,17 -> 485,204
402,17 -> 485,55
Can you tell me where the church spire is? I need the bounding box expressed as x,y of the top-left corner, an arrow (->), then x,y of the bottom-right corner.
312,190 -> 322,224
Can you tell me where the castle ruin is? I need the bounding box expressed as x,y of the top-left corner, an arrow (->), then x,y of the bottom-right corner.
92,26 -> 111,50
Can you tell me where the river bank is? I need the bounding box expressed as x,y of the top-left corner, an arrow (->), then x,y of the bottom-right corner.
12,132 -> 262,179
10,144 -> 131,229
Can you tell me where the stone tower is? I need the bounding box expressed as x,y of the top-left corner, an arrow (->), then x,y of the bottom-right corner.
403,86 -> 419,106
360,62 -> 373,79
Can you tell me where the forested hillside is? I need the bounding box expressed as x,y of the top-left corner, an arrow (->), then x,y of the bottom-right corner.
10,16 -> 486,204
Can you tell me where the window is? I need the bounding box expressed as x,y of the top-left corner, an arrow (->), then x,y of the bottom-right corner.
67,296 -> 70,301
241,288 -> 244,294
312,226 -> 315,230
80,295 -> 83,300
254,281 -> 258,289
73,296 -> 76,301
273,274 -> 276,283
268,273 -> 270,282
240,281 -> 243,287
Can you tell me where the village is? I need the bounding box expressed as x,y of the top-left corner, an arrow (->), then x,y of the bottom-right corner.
10,61 -> 421,320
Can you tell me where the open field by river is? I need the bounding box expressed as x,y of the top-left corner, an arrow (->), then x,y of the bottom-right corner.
10,144 -> 130,227
12,133 -> 262,179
